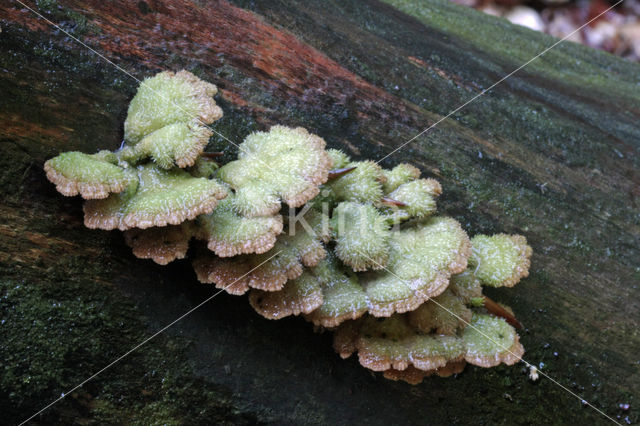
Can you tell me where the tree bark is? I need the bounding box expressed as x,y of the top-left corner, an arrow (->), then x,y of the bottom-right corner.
1,0 -> 638,424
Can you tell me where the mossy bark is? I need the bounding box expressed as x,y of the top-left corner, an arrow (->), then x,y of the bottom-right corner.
1,0 -> 638,424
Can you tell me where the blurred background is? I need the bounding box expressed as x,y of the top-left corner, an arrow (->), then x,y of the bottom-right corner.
451,0 -> 640,61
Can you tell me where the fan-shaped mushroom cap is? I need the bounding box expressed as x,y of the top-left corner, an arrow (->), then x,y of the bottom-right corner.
196,196 -> 283,257
193,209 -> 328,294
217,126 -> 332,217
383,361 -> 467,384
131,121 -> 213,169
194,249 -> 301,296
334,315 -> 466,372
44,151 -> 131,199
249,271 -> 324,320
382,366 -> 428,385
247,256 -> 352,321
469,234 -> 532,287
124,223 -> 194,265
83,164 -> 227,230
428,360 -> 467,377
327,160 -> 386,204
248,254 -> 368,327
252,217 -> 471,327
334,311 -> 522,379
385,178 -> 442,219
360,216 -> 470,316
326,149 -> 350,169
331,202 -> 390,271
462,313 -> 524,367
407,289 -> 471,335
382,163 -> 421,194
124,70 -> 222,144
303,256 -> 369,327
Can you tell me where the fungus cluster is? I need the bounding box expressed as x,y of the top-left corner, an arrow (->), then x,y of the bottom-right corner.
45,71 -> 533,384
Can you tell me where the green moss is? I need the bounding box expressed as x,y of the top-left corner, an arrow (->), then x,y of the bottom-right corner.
36,0 -> 99,36
0,142 -> 34,202
382,0 -> 640,101
0,278 -> 257,425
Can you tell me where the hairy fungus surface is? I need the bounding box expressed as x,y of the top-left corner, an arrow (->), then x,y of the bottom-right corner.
194,209 -> 328,294
195,196 -> 283,257
124,223 -> 193,265
382,163 -> 421,194
383,360 -> 467,385
252,217 -> 471,327
44,151 -> 131,199
121,71 -> 222,169
303,256 -> 369,327
327,160 -> 386,204
462,313 -> 524,367
448,270 -> 484,304
334,315 -> 466,372
360,217 -> 470,316
385,179 -> 442,219
327,149 -> 351,169
331,202 -> 390,271
124,70 -> 222,145
129,121 -> 214,169
469,234 -> 532,287
249,254 -> 369,327
189,156 -> 220,179
249,271 -> 324,319
218,126 -> 332,216
83,164 -> 227,230
407,289 -> 471,336
383,361 -> 467,384
333,309 -> 523,381
44,70 -> 534,385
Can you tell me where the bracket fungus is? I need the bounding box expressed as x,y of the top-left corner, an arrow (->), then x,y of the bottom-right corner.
195,195 -> 284,257
123,70 -> 222,150
45,70 -> 533,385
382,163 -> 421,193
83,164 -> 228,230
44,151 -> 131,199
194,208 -> 328,295
124,223 -> 194,265
331,201 -> 391,271
469,234 -> 532,287
218,126 -> 333,217
326,160 -> 386,204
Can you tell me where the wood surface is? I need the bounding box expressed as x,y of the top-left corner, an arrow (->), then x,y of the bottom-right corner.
1,0 -> 638,423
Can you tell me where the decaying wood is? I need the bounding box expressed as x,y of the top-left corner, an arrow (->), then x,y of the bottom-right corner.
1,0 -> 638,424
